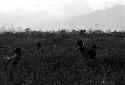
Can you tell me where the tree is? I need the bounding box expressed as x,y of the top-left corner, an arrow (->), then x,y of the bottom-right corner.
25,28 -> 31,32
87,28 -> 94,33
105,29 -> 111,33
79,30 -> 86,37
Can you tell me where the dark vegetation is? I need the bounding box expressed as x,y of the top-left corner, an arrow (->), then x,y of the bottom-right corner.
0,29 -> 125,85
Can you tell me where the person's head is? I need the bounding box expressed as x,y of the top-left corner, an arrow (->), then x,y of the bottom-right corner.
92,44 -> 96,49
37,42 -> 41,50
77,40 -> 84,47
15,48 -> 21,56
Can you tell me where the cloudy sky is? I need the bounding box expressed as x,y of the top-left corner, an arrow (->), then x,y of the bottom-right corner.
0,0 -> 124,15
0,0 -> 124,30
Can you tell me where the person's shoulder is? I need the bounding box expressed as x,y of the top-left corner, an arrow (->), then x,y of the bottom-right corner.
88,48 -> 93,52
83,45 -> 88,49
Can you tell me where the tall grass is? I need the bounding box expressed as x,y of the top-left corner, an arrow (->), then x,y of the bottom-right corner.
0,29 -> 125,85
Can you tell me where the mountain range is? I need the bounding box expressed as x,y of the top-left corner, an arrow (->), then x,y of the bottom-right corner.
48,5 -> 125,31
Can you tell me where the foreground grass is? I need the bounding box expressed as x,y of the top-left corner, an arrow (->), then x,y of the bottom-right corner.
0,46 -> 124,85
0,30 -> 125,85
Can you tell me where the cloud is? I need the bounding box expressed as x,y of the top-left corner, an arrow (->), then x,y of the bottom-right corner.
0,0 -> 124,15
55,0 -> 92,16
0,0 -> 92,16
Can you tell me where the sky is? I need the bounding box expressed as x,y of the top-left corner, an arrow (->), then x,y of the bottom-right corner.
0,0 -> 124,31
0,0 -> 124,15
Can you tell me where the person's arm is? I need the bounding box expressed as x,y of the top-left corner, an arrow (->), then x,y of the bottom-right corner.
0,46 -> 13,48
4,57 -> 13,71
72,47 -> 80,53
5,54 -> 16,60
0,46 -> 8,49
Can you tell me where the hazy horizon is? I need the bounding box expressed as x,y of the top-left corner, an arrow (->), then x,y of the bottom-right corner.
0,0 -> 125,31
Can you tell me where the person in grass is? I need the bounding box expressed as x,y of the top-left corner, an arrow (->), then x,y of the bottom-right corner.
88,44 -> 97,60
73,40 -> 100,70
4,48 -> 22,71
73,40 -> 97,60
36,42 -> 42,50
12,48 -> 22,67
37,42 -> 44,53
73,40 -> 89,59
6,48 -> 22,83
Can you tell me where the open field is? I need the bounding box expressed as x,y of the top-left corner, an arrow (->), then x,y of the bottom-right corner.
0,29 -> 125,85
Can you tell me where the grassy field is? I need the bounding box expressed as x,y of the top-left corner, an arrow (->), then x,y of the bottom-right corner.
0,29 -> 125,85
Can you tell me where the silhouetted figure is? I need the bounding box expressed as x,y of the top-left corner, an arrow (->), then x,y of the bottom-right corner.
4,48 -> 22,83
73,40 -> 98,60
12,48 -> 22,67
73,40 -> 89,59
88,44 -> 97,59
87,44 -> 102,71
31,42 -> 43,57
36,42 -> 42,50
4,48 -> 22,71
74,40 -> 100,71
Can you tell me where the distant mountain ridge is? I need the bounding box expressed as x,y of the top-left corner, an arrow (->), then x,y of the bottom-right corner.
49,5 -> 125,31
70,5 -> 125,25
